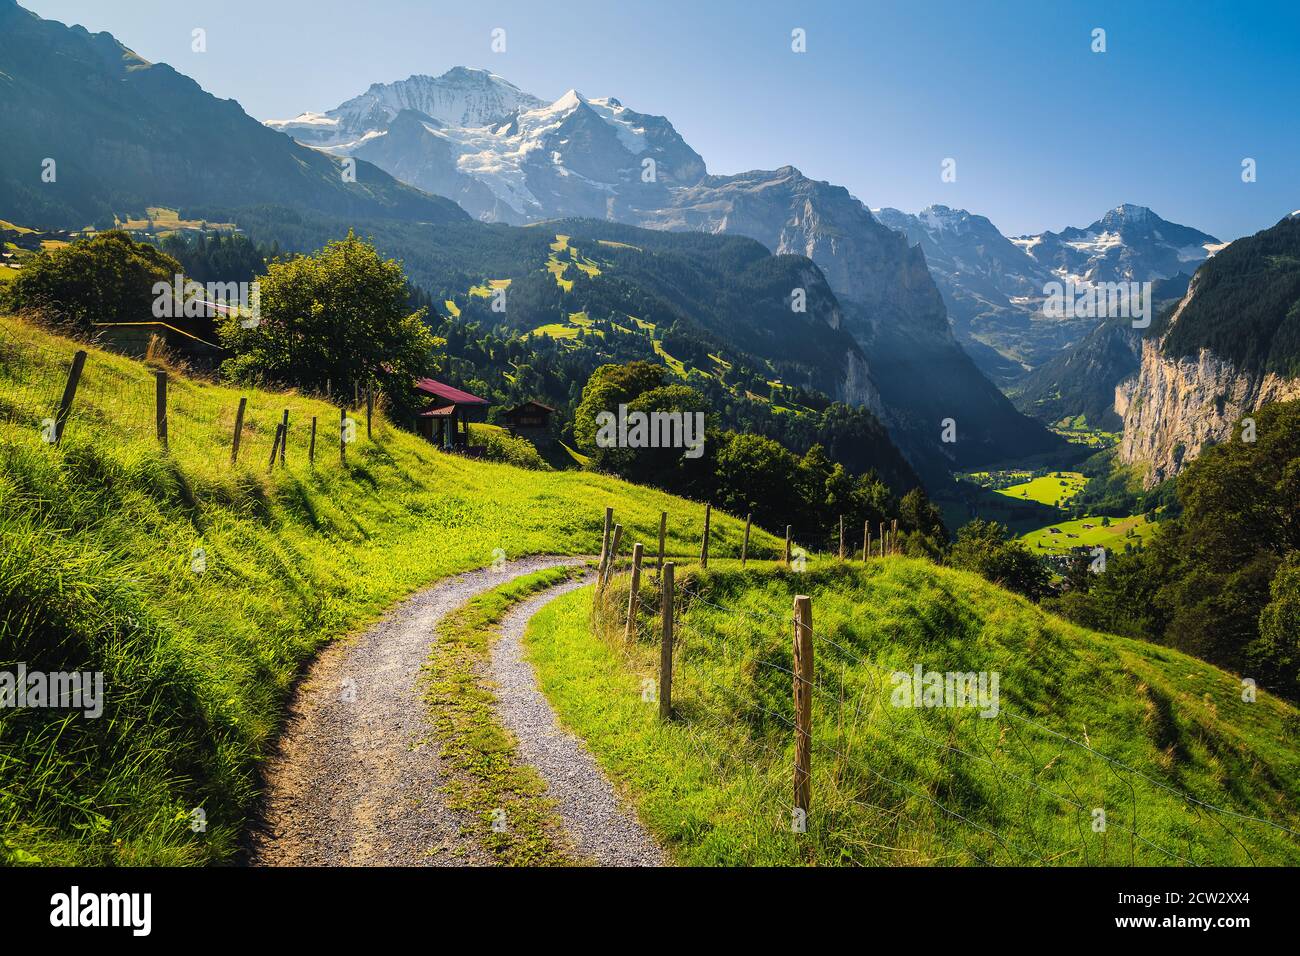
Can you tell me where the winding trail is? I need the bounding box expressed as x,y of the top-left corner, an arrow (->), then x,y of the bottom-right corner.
247,556 -> 578,867
490,577 -> 665,866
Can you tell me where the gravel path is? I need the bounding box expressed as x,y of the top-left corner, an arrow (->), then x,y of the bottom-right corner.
247,556 -> 579,867
490,577 -> 666,867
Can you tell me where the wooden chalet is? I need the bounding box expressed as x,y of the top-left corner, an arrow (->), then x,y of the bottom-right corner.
501,400 -> 556,447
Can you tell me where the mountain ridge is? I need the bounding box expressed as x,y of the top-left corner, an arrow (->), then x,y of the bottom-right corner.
0,2 -> 467,229
269,68 -> 1063,478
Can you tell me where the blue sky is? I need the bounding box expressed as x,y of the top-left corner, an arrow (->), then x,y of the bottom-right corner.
21,0 -> 1299,240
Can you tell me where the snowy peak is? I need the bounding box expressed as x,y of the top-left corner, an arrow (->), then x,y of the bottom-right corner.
1016,205 -> 1222,284
265,68 -> 546,148
339,68 -> 544,128
1098,202 -> 1154,228
269,70 -> 706,222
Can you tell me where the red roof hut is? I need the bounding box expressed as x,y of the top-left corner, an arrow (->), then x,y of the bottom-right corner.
414,378 -> 489,451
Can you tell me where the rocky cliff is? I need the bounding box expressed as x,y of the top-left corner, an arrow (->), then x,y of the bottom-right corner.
1119,233 -> 1300,485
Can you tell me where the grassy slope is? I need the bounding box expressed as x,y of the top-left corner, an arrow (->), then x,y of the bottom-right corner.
1021,514 -> 1155,556
527,563 -> 1300,866
0,315 -> 778,865
995,472 -> 1086,506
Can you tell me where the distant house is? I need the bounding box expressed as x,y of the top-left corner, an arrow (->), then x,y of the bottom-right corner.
501,400 -> 555,447
92,322 -> 226,366
1048,528 -> 1062,535
1082,523 -> 1095,530
413,378 -> 489,451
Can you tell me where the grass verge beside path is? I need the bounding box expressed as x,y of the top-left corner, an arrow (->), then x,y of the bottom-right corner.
0,314 -> 778,866
420,564 -> 586,866
526,563 -> 1300,866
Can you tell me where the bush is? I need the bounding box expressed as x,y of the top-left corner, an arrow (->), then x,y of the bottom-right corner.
948,519 -> 1050,601
7,231 -> 180,333
473,427 -> 550,470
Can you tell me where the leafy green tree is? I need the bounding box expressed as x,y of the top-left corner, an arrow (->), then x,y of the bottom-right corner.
573,361 -> 666,458
898,487 -> 948,559
713,433 -> 801,529
6,231 -> 180,332
949,519 -> 1050,601
1254,555 -> 1300,696
219,232 -> 433,420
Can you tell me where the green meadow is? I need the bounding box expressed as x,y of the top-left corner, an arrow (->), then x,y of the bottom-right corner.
0,314 -> 773,865
527,564 -> 1300,866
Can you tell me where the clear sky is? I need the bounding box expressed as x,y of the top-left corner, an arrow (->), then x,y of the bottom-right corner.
20,0 -> 1299,240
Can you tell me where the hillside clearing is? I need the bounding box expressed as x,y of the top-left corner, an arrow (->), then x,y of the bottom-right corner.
1021,514 -> 1155,555
995,471 -> 1086,506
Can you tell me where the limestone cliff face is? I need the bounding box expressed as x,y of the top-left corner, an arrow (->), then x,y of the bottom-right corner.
841,349 -> 886,419
1119,278 -> 1300,485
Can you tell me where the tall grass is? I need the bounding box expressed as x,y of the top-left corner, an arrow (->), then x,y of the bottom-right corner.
0,314 -> 778,864
527,562 -> 1300,866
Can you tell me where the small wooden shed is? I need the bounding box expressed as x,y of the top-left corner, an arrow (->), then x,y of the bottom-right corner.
413,378 -> 489,450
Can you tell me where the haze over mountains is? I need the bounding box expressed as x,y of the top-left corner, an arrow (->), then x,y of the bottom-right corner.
0,1 -> 466,230
874,203 -> 1224,386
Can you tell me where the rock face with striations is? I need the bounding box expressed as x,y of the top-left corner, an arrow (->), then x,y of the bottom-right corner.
1119,279 -> 1300,485
1118,215 -> 1300,485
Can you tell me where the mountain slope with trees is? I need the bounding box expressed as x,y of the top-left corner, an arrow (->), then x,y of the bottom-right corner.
0,0 -> 466,229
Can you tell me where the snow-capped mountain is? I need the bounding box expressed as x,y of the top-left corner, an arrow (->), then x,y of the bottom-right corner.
266,69 -> 1064,475
268,69 -> 706,225
873,203 -> 1224,385
1011,204 -> 1224,285
266,68 -> 546,149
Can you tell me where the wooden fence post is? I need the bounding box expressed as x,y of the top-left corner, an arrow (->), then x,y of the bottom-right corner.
660,562 -> 675,720
793,594 -> 813,819
598,506 -> 614,585
230,397 -> 247,465
863,521 -> 869,562
603,524 -> 623,589
309,416 -> 317,466
700,503 -> 711,569
741,513 -> 751,567
154,370 -> 168,449
656,511 -> 667,579
53,349 -> 86,446
625,543 -> 644,643
879,522 -> 886,558
784,525 -> 792,566
891,518 -> 898,556
279,409 -> 289,467
339,408 -> 347,466
839,515 -> 845,560
267,423 -> 283,473
366,386 -> 374,440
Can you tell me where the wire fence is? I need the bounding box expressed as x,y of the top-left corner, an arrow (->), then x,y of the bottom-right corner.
0,325 -> 382,474
589,510 -> 1300,867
